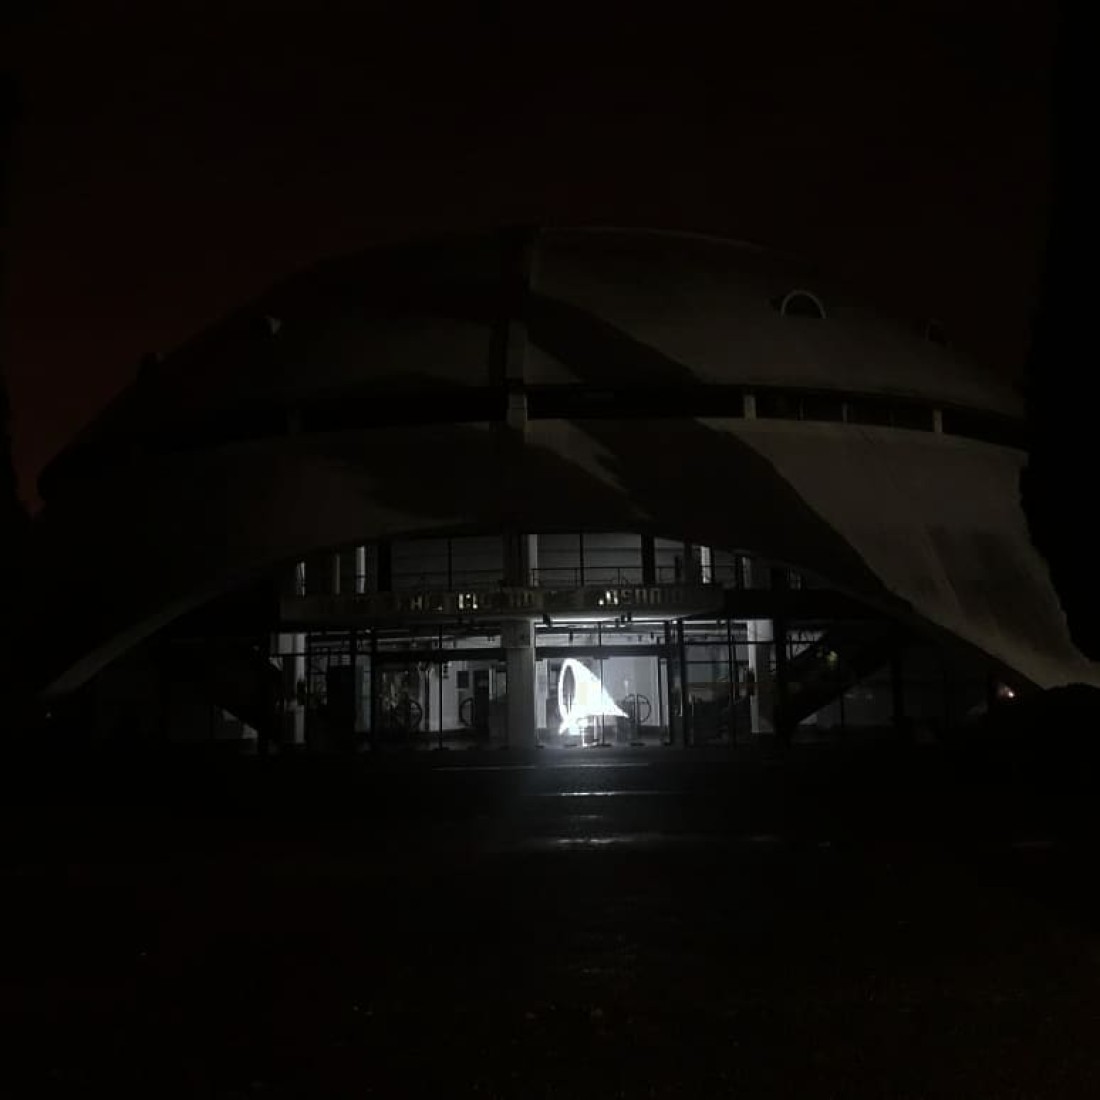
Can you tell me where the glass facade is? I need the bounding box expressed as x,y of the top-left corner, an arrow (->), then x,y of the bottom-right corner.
266,531 -> 985,751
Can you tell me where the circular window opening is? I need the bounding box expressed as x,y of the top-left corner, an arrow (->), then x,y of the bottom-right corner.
774,290 -> 827,319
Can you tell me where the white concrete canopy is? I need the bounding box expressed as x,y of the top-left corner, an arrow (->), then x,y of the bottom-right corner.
31,228 -> 1091,697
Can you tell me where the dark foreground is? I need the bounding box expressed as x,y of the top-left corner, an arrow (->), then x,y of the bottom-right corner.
3,742 -> 1100,1098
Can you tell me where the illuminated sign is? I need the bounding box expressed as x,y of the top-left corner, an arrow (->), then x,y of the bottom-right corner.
557,658 -> 626,736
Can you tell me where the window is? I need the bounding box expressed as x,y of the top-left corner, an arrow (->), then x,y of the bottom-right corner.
941,409 -> 1027,449
746,389 -> 845,423
709,549 -> 741,587
536,533 -> 582,587
392,538 -> 450,590
847,398 -> 894,427
755,389 -> 800,420
450,536 -> 504,590
654,537 -> 684,584
890,403 -> 934,432
582,532 -> 643,585
799,393 -> 845,423
774,289 -> 827,320
525,385 -> 746,420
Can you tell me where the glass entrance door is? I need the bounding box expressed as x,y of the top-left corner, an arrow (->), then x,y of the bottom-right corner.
535,636 -> 670,748
598,652 -> 664,746
375,663 -> 428,743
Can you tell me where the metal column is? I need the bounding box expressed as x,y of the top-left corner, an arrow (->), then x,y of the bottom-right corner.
774,614 -> 790,748
726,617 -> 736,747
676,618 -> 689,747
368,630 -> 379,749
438,626 -> 445,751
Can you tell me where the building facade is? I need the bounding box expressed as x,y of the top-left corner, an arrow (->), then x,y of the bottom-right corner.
29,228 -> 1099,748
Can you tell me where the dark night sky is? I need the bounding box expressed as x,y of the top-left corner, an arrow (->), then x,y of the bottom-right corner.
0,1 -> 1054,507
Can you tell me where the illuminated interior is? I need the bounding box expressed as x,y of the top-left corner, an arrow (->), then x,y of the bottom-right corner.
236,530 -> 1005,752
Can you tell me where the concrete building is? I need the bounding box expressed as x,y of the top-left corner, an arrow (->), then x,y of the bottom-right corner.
29,228 -> 1099,749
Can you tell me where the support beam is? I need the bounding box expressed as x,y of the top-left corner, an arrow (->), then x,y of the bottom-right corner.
502,618 -> 536,749
355,545 -> 367,595
747,618 -> 773,736
774,614 -> 790,747
676,618 -> 689,746
368,630 -> 379,748
726,617 -> 737,747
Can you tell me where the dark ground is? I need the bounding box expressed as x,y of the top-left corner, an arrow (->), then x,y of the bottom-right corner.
3,741 -> 1100,1098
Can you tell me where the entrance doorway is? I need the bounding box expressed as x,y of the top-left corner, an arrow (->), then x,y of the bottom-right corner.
535,623 -> 672,747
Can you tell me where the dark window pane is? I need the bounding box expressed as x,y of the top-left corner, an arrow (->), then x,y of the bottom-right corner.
756,390 -> 800,419
301,388 -> 505,432
890,404 -> 934,431
525,385 -> 745,419
941,409 -> 1027,448
847,399 -> 893,427
800,394 -> 845,422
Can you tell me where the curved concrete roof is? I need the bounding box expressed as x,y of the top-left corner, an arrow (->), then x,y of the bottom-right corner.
31,407 -> 1095,698
533,229 -> 1022,414
47,227 -> 1022,478
32,228 -> 1077,702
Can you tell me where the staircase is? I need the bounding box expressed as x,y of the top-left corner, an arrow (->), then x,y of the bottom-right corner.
165,639 -> 284,741
779,622 -> 893,729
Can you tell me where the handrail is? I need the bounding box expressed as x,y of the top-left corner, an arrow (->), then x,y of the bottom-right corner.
289,560 -> 811,595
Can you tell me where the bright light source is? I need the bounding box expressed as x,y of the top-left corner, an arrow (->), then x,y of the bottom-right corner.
558,658 -> 626,736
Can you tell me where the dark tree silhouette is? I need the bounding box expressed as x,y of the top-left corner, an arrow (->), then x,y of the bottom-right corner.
1,74 -> 31,717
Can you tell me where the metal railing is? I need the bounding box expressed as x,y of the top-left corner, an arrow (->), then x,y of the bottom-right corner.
391,569 -> 505,592
289,561 -> 811,595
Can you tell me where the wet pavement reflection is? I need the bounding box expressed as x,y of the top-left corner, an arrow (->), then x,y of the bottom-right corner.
3,746 -> 1100,1097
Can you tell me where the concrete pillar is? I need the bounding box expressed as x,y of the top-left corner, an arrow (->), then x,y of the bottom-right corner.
355,545 -> 367,594
291,633 -> 306,744
747,618 -> 774,734
357,652 -> 371,738
773,615 -> 790,745
663,621 -> 674,742
502,618 -> 536,749
675,619 -> 689,746
700,545 -> 714,585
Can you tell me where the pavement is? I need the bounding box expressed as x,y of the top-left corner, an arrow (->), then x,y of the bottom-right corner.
3,743 -> 1100,1097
